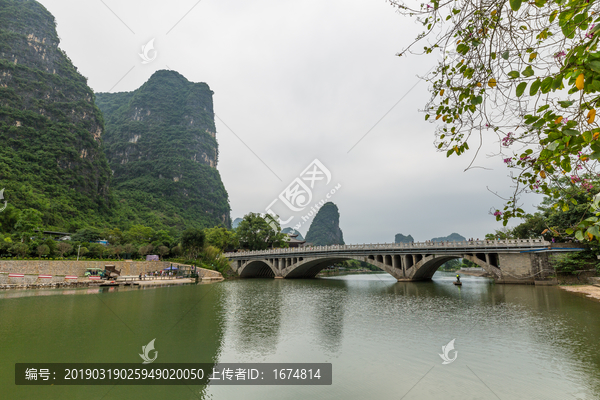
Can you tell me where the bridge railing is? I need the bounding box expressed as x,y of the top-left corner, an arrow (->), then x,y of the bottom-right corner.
223,238 -> 550,258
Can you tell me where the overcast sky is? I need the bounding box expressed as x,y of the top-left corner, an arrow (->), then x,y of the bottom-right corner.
37,0 -> 542,243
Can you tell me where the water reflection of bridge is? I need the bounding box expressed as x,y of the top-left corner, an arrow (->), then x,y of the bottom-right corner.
224,239 -> 583,283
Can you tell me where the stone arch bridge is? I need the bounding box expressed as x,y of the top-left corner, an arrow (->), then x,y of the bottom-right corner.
224,239 -> 582,283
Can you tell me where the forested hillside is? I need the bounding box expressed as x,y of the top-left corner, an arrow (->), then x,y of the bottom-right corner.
0,0 -> 113,231
0,1 -> 230,241
96,70 -> 231,231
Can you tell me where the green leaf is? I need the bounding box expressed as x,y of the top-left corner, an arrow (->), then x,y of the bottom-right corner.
537,104 -> 549,113
522,66 -> 535,77
540,76 -> 553,94
552,75 -> 563,90
588,61 -> 600,73
456,43 -> 470,55
501,51 -> 509,60
575,230 -> 584,241
509,0 -> 522,11
565,228 -> 574,235
563,129 -> 579,136
558,100 -> 574,108
470,95 -> 483,105
529,79 -> 542,96
516,82 -> 527,97
508,71 -> 520,79
546,141 -> 560,151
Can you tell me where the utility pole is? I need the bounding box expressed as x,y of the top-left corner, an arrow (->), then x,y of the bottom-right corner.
77,245 -> 81,261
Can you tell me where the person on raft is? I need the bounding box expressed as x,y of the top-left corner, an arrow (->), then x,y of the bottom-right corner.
456,274 -> 460,283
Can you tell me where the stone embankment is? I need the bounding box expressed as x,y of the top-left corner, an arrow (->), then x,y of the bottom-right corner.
0,260 -> 222,290
457,267 -> 493,278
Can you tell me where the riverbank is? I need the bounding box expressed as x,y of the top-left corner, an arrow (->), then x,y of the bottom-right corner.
560,278 -> 600,301
0,276 -> 221,291
0,261 -> 223,290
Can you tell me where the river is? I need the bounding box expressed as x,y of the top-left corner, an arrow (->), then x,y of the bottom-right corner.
1,272 -> 599,399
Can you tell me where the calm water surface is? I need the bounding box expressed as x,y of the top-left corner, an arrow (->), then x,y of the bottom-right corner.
1,272 -> 599,399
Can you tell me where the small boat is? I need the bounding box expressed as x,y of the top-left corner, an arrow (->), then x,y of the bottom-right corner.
453,281 -> 462,286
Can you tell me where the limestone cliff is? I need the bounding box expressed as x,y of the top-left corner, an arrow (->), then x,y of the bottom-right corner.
0,0 -> 112,228
395,233 -> 414,244
305,202 -> 344,246
95,70 -> 231,229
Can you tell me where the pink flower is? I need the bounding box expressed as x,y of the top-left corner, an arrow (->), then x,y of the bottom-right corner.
587,25 -> 596,39
493,210 -> 502,217
554,51 -> 566,59
502,133 -> 514,147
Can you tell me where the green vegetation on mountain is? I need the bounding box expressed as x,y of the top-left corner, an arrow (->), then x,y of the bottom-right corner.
0,0 -> 113,231
305,202 -> 344,246
96,70 -> 231,232
0,2 -> 232,272
395,233 -> 414,244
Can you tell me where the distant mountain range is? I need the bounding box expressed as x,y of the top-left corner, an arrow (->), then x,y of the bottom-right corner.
394,232 -> 466,243
430,233 -> 466,242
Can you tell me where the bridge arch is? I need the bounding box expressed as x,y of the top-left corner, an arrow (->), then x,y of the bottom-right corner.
408,255 -> 461,280
238,260 -> 276,278
281,256 -> 399,279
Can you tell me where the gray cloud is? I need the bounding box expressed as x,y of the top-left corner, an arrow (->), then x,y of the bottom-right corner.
39,0 -> 542,242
